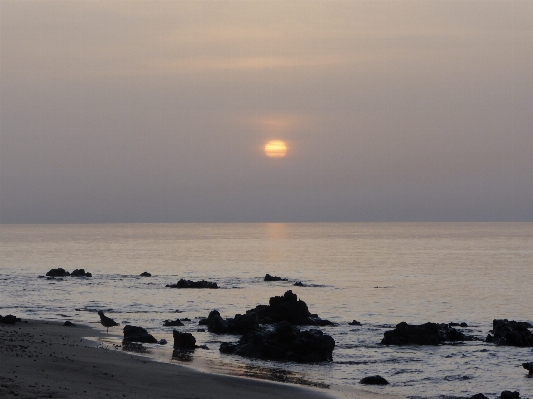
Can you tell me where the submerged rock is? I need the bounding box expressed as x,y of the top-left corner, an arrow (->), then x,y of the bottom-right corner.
45,268 -> 70,277
293,281 -> 305,287
123,325 -> 157,344
349,320 -> 362,326
71,269 -> 92,277
491,319 -> 533,347
220,321 -> 335,363
264,274 -> 288,282
360,375 -> 389,385
381,322 -> 475,345
140,271 -> 152,277
166,279 -> 218,289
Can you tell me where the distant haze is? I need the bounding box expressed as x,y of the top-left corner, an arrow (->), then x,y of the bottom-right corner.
1,1 -> 532,223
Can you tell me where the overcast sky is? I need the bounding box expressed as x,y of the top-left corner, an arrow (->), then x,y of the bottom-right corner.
1,1 -> 532,223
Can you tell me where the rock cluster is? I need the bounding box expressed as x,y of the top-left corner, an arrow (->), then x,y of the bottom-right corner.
122,325 -> 157,343
220,321 -> 335,363
381,322 -> 474,345
264,274 -> 288,282
45,268 -> 92,277
166,279 -> 218,289
71,269 -> 92,277
485,319 -> 533,347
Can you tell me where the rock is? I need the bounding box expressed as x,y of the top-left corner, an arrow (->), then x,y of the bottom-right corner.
523,362 -> 533,374
349,320 -> 362,326
492,319 -> 533,347
486,334 -> 494,343
140,272 -> 151,277
172,331 -> 196,350
197,328 -> 205,332
63,321 -> 76,327
71,269 -> 92,277
449,322 -> 468,327
500,391 -> 520,399
181,318 -> 191,322
471,394 -> 490,399
122,325 -> 158,343
0,315 -> 20,324
166,279 -> 218,289
460,322 -> 468,327
45,268 -> 70,277
220,321 -> 335,363
159,339 -> 167,345
293,281 -> 305,287
264,274 -> 288,282
360,375 -> 389,385
163,319 -> 184,327
202,310 -> 260,335
381,322 -> 475,346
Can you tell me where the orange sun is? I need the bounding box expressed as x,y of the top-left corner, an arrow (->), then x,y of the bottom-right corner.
264,140 -> 287,158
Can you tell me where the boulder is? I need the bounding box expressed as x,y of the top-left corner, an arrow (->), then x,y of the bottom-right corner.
500,391 -> 520,399
220,321 -> 335,363
0,315 -> 20,324
166,279 -> 218,289
492,319 -> 533,347
264,274 -> 288,282
349,320 -> 362,326
203,310 -> 259,335
173,331 -> 196,350
360,375 -> 389,385
381,322 -> 475,346
122,325 -> 157,343
523,362 -> 533,375
63,321 -> 76,327
45,268 -> 70,277
163,319 -> 184,327
140,272 -> 152,277
71,269 -> 92,277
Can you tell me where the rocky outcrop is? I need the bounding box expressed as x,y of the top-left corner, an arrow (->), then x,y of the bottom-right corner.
45,268 -> 70,277
486,319 -> 533,347
123,325 -> 157,343
200,310 -> 259,335
163,319 -> 184,327
140,272 -> 152,277
173,331 -> 196,350
381,322 -> 474,345
349,320 -> 362,326
71,269 -> 92,277
360,375 -> 389,385
245,290 -> 334,326
220,321 -> 335,363
0,315 -> 20,324
166,279 -> 218,289
264,274 -> 288,282
522,362 -> 533,375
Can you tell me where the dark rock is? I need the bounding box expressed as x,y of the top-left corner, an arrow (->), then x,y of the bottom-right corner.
163,319 -> 184,327
181,318 -> 191,322
449,322 -> 469,327
293,281 -> 305,287
71,269 -> 92,277
460,322 -> 468,327
523,362 -> 533,374
220,321 -> 335,363
381,322 -> 475,346
63,321 -> 76,327
198,318 -> 208,325
197,328 -> 205,332
173,331 -> 196,350
492,319 -> 533,347
45,268 -> 70,277
264,274 -> 288,282
471,394 -> 490,399
140,272 -> 152,277
166,279 -> 218,289
47,277 -> 63,281
159,339 -> 167,345
486,334 -> 494,343
122,325 -> 158,343
349,320 -> 362,326
500,391 -> 520,399
0,315 -> 20,324
360,375 -> 389,385
203,310 -> 260,335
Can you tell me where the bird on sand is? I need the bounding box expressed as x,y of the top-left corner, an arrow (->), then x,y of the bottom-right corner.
98,311 -> 119,333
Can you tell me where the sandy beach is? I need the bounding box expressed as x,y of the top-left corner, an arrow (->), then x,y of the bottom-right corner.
0,320 -> 405,399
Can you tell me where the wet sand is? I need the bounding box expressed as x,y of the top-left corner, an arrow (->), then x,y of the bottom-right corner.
0,320 -> 405,399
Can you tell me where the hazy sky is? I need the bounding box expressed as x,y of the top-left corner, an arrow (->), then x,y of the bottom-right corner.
1,1 -> 532,223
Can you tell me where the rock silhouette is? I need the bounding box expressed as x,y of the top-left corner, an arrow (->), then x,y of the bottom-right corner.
486,319 -> 533,347
360,375 -> 389,385
381,322 -> 474,345
45,268 -> 70,277
71,269 -> 92,277
264,274 -> 288,282
166,279 -> 218,289
123,325 -> 157,343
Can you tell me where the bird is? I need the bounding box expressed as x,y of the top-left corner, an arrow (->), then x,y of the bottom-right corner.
98,311 -> 119,333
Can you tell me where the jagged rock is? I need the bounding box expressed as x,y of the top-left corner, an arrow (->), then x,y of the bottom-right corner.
71,269 -> 92,277
203,310 -> 259,335
492,319 -> 533,347
166,279 -> 218,289
173,331 -> 196,350
0,315 -> 20,324
381,322 -> 475,345
45,268 -> 70,277
500,391 -> 520,399
349,320 -> 362,326
140,272 -> 152,277
63,321 -> 76,327
163,319 -> 184,327
220,321 -> 335,363
264,274 -> 288,282
523,362 -> 533,374
122,325 -> 157,343
360,375 -> 389,385
471,394 -> 490,399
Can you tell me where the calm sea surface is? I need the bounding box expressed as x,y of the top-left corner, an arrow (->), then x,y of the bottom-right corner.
1,223 -> 532,398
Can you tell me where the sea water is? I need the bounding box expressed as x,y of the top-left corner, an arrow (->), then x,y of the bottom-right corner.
1,223 -> 532,398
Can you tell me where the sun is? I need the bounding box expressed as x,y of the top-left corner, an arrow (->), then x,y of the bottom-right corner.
264,140 -> 287,158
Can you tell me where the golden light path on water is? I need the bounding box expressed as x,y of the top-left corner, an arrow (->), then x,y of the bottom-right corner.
264,140 -> 287,158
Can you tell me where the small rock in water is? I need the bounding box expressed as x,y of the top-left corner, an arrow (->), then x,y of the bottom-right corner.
523,362 -> 533,374
500,391 -> 520,399
471,394 -> 490,399
264,274 -> 288,282
360,375 -> 389,385
491,319 -> 533,347
293,281 -> 305,287
163,319 -> 184,327
71,269 -> 92,277
140,272 -> 152,277
45,268 -> 70,277
63,321 -> 76,327
349,320 -> 362,326
159,339 -> 167,345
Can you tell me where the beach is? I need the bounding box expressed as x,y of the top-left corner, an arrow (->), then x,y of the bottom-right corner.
0,320 -> 406,399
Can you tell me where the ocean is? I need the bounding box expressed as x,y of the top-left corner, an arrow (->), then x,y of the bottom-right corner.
1,223 -> 532,398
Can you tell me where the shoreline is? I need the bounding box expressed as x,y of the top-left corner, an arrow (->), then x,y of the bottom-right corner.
0,319 -> 407,399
